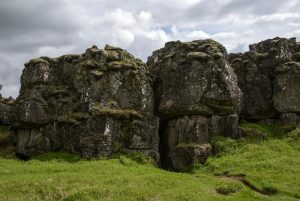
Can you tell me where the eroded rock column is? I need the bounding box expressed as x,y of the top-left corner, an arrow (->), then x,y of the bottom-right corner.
147,39 -> 242,171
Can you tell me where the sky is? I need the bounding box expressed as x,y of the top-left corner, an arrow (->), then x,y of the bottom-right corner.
0,0 -> 299,98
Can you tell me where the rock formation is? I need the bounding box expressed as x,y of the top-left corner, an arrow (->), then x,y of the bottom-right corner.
1,36 -> 299,171
0,85 -> 15,125
11,45 -> 159,160
229,37 -> 300,126
147,39 -> 242,170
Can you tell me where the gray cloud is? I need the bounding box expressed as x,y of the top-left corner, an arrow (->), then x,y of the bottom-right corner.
0,0 -> 299,98
219,0 -> 287,15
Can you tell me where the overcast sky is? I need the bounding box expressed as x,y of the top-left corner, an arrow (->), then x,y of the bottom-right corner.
0,0 -> 299,98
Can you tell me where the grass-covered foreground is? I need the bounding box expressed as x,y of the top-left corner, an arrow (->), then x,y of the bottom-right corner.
0,123 -> 299,201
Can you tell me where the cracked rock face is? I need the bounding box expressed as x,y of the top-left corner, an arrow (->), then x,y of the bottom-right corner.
148,39 -> 242,118
12,45 -> 159,160
230,37 -> 300,123
273,55 -> 300,114
147,39 -> 242,170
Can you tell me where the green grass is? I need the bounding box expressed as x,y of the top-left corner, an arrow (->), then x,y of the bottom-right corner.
0,123 -> 299,201
200,123 -> 300,199
215,182 -> 243,195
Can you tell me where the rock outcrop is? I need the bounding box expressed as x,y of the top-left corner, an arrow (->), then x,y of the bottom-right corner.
0,86 -> 15,125
3,36 -> 299,171
147,39 -> 242,170
229,37 -> 300,126
12,45 -> 159,160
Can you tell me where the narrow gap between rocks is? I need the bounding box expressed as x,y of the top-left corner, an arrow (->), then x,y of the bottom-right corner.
152,78 -> 173,170
158,118 -> 169,169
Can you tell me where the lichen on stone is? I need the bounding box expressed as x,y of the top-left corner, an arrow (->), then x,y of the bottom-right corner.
187,52 -> 209,60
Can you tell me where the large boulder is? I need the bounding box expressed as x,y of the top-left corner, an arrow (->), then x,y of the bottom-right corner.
229,37 -> 300,120
170,143 -> 212,172
147,39 -> 242,170
148,39 -> 242,118
13,45 -> 159,160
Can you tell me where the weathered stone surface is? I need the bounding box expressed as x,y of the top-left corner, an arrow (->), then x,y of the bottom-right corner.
211,114 -> 240,138
229,37 -> 299,120
160,114 -> 239,168
148,39 -> 242,118
5,36 -> 299,171
279,113 -> 300,128
273,61 -> 300,113
170,143 -> 212,171
147,39 -> 242,169
13,45 -> 159,160
0,96 -> 15,125
167,116 -> 211,151
166,115 -> 240,148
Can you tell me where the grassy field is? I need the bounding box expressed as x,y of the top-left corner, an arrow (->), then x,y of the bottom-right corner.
0,123 -> 299,201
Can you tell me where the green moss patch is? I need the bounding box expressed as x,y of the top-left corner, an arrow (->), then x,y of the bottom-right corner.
107,59 -> 142,70
215,182 -> 242,195
57,113 -> 89,124
187,52 -> 209,60
211,136 -> 239,155
91,105 -> 143,119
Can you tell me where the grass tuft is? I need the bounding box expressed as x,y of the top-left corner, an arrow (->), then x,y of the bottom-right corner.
211,136 -> 239,155
215,182 -> 242,195
32,152 -> 82,163
113,151 -> 155,166
262,186 -> 279,195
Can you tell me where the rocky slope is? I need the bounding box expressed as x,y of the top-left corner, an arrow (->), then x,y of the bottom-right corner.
0,37 -> 299,171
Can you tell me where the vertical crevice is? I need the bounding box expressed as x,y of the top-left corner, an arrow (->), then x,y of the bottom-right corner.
158,118 -> 170,169
152,77 -> 171,169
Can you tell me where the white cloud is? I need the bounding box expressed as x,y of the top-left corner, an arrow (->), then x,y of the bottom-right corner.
138,11 -> 152,22
0,0 -> 299,97
258,12 -> 300,22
